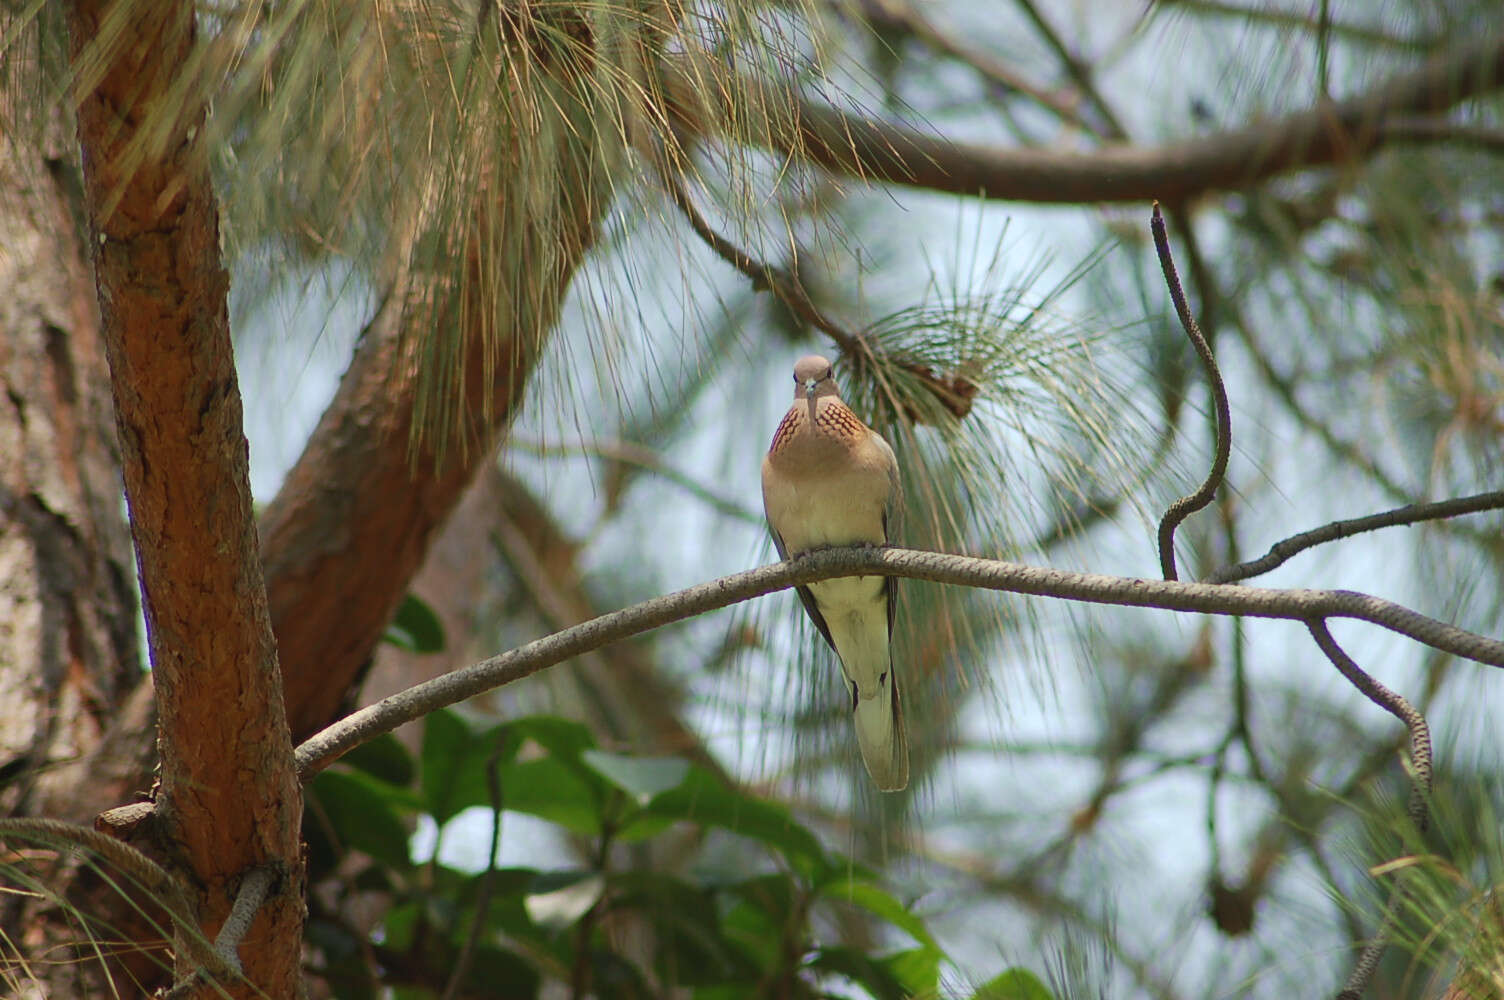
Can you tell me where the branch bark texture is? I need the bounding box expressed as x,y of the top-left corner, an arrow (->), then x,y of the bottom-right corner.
67,2 -> 301,994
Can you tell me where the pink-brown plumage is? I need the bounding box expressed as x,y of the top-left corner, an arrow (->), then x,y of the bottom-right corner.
761,355 -> 908,791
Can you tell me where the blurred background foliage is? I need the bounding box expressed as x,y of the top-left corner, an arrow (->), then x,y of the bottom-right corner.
5,0 -> 1504,995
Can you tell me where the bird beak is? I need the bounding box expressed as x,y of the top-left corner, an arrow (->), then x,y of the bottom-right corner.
802,378 -> 820,394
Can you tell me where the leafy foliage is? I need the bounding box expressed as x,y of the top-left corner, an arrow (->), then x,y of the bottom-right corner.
303,708 -> 1055,999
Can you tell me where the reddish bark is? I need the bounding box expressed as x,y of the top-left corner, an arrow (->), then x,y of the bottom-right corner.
262,173 -> 603,747
66,2 -> 302,995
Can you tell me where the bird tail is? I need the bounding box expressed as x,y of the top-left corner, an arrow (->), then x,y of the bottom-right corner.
853,669 -> 909,792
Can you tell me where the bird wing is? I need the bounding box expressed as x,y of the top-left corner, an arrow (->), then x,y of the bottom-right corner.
768,523 -> 837,652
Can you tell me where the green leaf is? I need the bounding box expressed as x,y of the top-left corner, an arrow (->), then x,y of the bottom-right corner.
524,871 -> 605,930
718,899 -> 781,972
817,877 -> 937,951
382,900 -> 423,952
972,967 -> 1057,1000
582,750 -> 690,804
886,946 -> 942,995
808,946 -> 910,1000
645,766 -> 825,872
457,944 -> 540,999
610,871 -> 761,987
507,715 -> 598,758
383,593 -> 445,653
307,770 -> 414,869
422,710 -> 484,822
588,949 -> 656,1000
420,710 -> 520,823
341,732 -> 415,787
502,756 -> 604,836
693,987 -> 757,1000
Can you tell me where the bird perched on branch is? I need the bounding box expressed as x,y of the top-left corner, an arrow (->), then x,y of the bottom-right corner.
761,355 -> 908,791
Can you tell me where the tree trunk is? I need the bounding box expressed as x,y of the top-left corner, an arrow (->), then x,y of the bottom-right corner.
66,1 -> 303,995
0,86 -> 165,996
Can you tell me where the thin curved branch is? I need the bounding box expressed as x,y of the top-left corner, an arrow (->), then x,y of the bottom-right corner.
295,546 -> 1504,780
1152,202 -> 1231,580
854,0 -> 1089,130
1306,621 -> 1432,831
665,34 -> 1504,203
1013,0 -> 1129,140
1307,620 -> 1433,1000
1212,490 -> 1504,583
658,169 -> 859,354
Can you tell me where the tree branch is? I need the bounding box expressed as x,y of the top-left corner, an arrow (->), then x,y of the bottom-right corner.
295,546 -> 1504,780
1211,490 -> 1504,583
1307,620 -> 1432,1000
1152,203 -> 1231,580
658,168 -> 859,354
666,34 -> 1504,203
853,0 -> 1090,130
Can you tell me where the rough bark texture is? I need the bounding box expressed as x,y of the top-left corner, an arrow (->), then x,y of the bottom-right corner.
66,2 -> 303,996
0,94 -> 139,823
0,83 -> 164,1000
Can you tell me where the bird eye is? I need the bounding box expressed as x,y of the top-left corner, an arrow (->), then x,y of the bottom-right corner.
822,367 -> 832,380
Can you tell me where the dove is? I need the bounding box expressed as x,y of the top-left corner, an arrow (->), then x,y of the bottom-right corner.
761,355 -> 908,791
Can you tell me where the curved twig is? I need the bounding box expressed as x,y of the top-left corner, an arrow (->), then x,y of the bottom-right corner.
1307,620 -> 1432,1000
294,546 -> 1504,780
1151,202 -> 1232,580
1211,490 -> 1504,583
658,168 -> 860,355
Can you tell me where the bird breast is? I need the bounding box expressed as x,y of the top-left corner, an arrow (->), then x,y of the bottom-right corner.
763,443 -> 890,554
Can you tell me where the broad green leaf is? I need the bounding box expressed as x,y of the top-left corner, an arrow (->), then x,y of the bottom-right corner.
382,900 -> 423,952
507,715 -> 598,758
524,871 -> 605,930
646,766 -> 825,872
610,871 -> 761,986
582,750 -> 690,804
808,945 -> 910,1000
589,949 -> 656,1000
818,876 -> 937,951
886,945 -> 942,995
420,710 -> 518,823
718,900 -> 781,971
458,944 -> 540,999
341,732 -> 415,787
972,967 -> 1057,1000
383,593 -> 445,653
307,769 -> 414,869
693,987 -> 757,1000
502,756 -> 604,836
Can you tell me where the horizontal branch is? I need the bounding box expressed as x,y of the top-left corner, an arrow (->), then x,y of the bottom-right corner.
1210,490 -> 1504,583
666,34 -> 1504,202
295,547 -> 1504,779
